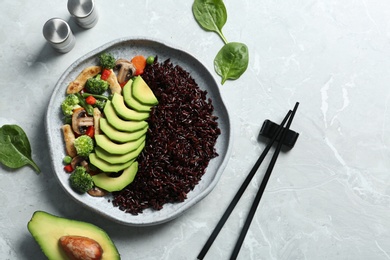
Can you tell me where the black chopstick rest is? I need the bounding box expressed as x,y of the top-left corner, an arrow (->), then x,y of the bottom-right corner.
259,119 -> 299,148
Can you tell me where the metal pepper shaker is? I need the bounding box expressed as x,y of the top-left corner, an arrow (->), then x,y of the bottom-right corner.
43,18 -> 76,53
67,0 -> 99,29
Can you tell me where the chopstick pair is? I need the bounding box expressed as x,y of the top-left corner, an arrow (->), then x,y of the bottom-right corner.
197,102 -> 299,260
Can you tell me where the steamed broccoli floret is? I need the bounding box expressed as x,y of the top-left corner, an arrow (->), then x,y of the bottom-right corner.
74,135 -> 94,157
98,52 -> 116,69
85,74 -> 109,95
94,99 -> 106,110
61,94 -> 80,116
69,166 -> 93,193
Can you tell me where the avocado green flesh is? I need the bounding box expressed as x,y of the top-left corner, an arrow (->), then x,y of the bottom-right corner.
95,134 -> 145,155
95,140 -> 145,164
27,211 -> 120,260
104,100 -> 148,132
92,161 -> 138,192
100,118 -> 148,143
111,93 -> 150,121
89,153 -> 134,172
123,80 -> 152,112
132,76 -> 158,105
89,77 -> 158,187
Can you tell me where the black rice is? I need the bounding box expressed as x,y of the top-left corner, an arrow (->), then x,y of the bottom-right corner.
112,58 -> 220,215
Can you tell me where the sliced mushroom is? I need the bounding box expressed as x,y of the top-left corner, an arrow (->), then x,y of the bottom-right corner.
71,156 -> 89,171
72,108 -> 94,135
88,186 -> 108,197
114,59 -> 136,84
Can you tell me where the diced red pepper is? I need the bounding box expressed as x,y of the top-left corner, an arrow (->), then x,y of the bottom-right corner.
120,81 -> 128,88
64,164 -> 74,173
101,69 -> 111,80
85,125 -> 94,138
85,95 -> 96,105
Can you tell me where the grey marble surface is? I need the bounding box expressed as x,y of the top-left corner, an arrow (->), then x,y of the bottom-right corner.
1,0 -> 390,259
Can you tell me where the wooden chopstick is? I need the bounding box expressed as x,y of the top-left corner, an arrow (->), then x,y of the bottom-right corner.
230,102 -> 299,259
197,102 -> 299,260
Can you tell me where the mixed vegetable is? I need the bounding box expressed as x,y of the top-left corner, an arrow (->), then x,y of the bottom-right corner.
61,52 -> 157,195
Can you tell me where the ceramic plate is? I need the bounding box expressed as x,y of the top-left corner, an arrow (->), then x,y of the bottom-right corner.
45,37 -> 232,226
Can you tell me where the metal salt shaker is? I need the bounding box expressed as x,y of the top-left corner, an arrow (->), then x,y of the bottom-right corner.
43,18 -> 76,53
67,0 -> 99,29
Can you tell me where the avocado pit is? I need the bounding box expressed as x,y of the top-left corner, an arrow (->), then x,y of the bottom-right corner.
59,235 -> 103,260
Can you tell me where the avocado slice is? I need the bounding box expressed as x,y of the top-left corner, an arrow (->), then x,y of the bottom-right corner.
131,76 -> 158,105
111,93 -> 150,121
100,118 -> 148,143
122,80 -> 153,112
89,153 -> 134,172
104,100 -> 148,132
92,161 -> 138,192
27,211 -> 120,260
95,140 -> 145,164
95,134 -> 145,155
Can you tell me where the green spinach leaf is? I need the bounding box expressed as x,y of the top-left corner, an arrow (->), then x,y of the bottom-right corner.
0,124 -> 41,173
192,0 -> 228,44
214,42 -> 249,84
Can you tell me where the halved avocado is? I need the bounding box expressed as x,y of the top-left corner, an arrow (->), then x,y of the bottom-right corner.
104,100 -> 148,132
100,118 -> 148,143
27,211 -> 120,260
95,134 -> 145,155
95,140 -> 145,164
111,93 -> 150,121
131,76 -> 158,105
92,161 -> 138,192
89,153 -> 134,172
122,80 -> 152,112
